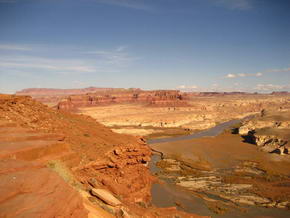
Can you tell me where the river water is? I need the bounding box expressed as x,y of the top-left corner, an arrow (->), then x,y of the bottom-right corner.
148,118 -> 290,218
148,118 -> 242,144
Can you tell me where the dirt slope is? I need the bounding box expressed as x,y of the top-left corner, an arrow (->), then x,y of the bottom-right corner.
0,94 -> 206,217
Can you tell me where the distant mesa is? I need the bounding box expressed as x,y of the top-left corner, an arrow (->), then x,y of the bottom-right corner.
15,87 -> 190,109
15,87 -> 132,104
57,89 -> 189,111
15,87 -> 289,110
271,91 -> 289,95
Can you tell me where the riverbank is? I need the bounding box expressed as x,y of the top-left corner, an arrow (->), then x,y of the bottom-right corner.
148,120 -> 290,217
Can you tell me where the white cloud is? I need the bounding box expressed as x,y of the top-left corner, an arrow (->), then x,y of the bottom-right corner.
0,44 -> 32,51
264,67 -> 290,73
84,46 -> 137,67
116,45 -> 127,52
225,73 -> 237,78
225,67 -> 290,79
254,84 -> 290,91
0,56 -> 97,73
176,85 -> 198,90
176,83 -> 249,93
0,44 -> 138,75
238,73 -> 246,77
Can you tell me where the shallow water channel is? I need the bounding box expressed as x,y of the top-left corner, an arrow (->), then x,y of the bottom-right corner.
148,119 -> 290,218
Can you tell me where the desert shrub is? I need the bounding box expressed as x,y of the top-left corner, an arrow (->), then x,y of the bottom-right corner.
47,160 -> 82,189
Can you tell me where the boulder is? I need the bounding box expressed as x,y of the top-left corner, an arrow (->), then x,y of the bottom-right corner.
91,188 -> 122,206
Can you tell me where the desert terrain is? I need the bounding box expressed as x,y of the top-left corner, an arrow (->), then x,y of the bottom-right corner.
2,0 -> 290,217
17,88 -> 290,138
77,93 -> 290,139
0,94 -> 205,218
149,110 -> 290,216
3,88 -> 289,217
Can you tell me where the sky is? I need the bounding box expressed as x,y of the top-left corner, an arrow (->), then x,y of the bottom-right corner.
0,0 -> 290,93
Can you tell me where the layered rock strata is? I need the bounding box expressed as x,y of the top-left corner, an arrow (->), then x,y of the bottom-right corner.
77,94 -> 290,136
239,110 -> 290,155
57,90 -> 188,110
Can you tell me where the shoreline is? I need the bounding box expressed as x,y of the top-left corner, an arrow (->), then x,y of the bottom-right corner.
147,118 -> 290,217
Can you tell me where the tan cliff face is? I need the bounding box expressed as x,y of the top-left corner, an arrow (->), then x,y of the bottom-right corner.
239,110 -> 290,155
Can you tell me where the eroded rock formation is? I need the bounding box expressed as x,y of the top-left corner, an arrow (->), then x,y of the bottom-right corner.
73,143 -> 154,204
239,110 -> 290,155
57,90 -> 189,110
77,94 -> 290,137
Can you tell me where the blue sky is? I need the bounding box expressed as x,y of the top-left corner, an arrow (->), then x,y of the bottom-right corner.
0,0 -> 289,93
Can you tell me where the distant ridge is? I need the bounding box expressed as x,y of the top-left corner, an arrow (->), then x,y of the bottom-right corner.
15,87 -> 140,104
15,87 -> 127,96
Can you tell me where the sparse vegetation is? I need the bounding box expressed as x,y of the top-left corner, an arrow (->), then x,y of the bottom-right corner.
47,160 -> 74,183
47,160 -> 82,190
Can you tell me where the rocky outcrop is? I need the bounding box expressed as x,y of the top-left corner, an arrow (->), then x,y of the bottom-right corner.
91,188 -> 122,206
57,90 -> 189,110
254,132 -> 289,154
73,143 -> 154,204
239,111 -> 290,155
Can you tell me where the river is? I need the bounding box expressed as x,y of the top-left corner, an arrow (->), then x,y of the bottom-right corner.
148,118 -> 290,218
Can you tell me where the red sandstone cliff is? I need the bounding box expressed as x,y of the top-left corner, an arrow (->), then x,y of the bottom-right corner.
57,90 -> 189,110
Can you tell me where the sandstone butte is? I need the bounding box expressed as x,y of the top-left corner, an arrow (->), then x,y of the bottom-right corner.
0,94 -> 207,218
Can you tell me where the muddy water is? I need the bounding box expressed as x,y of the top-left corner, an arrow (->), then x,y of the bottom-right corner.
148,118 -> 242,144
148,119 -> 290,218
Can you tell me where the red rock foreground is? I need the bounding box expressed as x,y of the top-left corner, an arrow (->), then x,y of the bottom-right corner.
0,94 -> 206,218
0,159 -> 87,218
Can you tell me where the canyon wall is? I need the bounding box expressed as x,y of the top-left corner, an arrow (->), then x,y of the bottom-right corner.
57,90 -> 189,110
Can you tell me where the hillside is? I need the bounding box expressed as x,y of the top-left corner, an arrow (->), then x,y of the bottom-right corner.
0,94 -> 204,217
